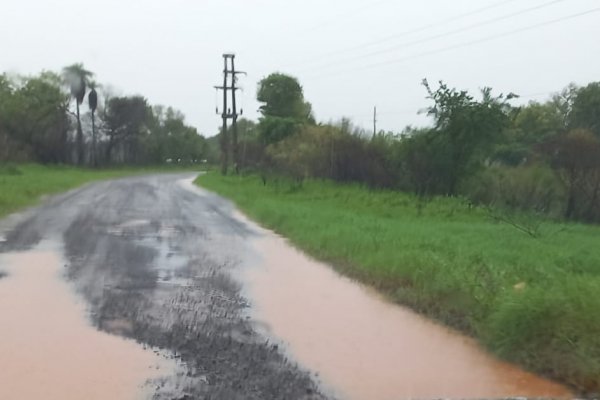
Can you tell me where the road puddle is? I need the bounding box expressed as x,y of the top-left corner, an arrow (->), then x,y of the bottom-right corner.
0,244 -> 174,400
244,231 -> 572,400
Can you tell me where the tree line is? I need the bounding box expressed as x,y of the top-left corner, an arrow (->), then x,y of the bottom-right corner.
0,63 -> 208,166
216,73 -> 600,224
3,63 -> 599,224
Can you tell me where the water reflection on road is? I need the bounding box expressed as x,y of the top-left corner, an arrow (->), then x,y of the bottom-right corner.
0,242 -> 174,400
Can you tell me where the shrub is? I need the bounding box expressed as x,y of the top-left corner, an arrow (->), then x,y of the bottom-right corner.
462,164 -> 564,216
483,276 -> 600,393
539,129 -> 600,222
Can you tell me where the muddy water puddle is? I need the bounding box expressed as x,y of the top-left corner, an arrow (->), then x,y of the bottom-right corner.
0,243 -> 175,400
243,230 -> 572,400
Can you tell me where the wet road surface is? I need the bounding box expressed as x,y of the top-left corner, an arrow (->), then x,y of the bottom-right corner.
0,246 -> 175,400
0,173 -> 571,399
0,173 -> 325,400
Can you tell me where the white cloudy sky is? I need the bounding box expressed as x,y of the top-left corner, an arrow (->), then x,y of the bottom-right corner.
1,0 -> 599,136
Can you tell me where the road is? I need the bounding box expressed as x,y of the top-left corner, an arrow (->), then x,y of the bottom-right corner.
0,173 -> 327,400
0,173 -> 572,400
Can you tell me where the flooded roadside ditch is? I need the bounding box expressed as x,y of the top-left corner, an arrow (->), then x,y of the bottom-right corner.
239,221 -> 572,400
0,242 -> 176,400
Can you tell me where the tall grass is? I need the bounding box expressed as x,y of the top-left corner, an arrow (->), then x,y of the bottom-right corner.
197,172 -> 600,394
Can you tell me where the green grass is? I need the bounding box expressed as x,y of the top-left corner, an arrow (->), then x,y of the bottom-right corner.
0,163 -> 200,219
197,172 -> 600,394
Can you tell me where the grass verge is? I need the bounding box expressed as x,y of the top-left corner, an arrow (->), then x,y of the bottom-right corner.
0,163 -> 199,219
197,172 -> 600,394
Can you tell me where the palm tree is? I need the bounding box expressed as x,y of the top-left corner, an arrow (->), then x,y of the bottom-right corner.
62,63 -> 94,165
88,82 -> 98,167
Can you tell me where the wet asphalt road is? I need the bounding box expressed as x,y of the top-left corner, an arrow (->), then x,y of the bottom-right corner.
0,173 -> 329,400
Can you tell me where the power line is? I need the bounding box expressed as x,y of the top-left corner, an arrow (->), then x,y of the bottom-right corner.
303,6 -> 600,81
300,0 -> 397,33
295,0 -> 568,74
281,0 -> 522,70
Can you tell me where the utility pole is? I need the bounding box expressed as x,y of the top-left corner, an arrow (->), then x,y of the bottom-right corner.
231,56 -> 239,174
214,54 -> 245,175
373,106 -> 377,138
219,56 -> 229,175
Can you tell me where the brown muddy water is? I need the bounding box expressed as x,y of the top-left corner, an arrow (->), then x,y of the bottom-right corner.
241,226 -> 572,400
0,244 -> 174,400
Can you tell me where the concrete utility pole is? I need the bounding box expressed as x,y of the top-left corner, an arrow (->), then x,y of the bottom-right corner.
230,56 -> 239,174
373,106 -> 377,138
214,54 -> 245,175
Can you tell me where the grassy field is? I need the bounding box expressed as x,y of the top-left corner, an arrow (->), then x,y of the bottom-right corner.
0,164 -> 199,219
197,172 -> 600,394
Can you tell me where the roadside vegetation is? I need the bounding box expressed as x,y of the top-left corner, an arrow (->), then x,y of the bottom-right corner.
201,73 -> 600,393
198,172 -> 600,393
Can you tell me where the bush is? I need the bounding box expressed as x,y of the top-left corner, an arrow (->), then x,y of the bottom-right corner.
483,276 -> 600,393
396,129 -> 456,196
539,129 -> 600,223
265,124 -> 397,188
258,116 -> 302,145
462,164 -> 564,216
266,125 -> 327,182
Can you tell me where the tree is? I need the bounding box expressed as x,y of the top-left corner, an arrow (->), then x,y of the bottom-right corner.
0,73 -> 70,163
257,73 -> 313,120
0,74 -> 27,161
493,100 -> 566,166
144,107 -> 207,164
103,96 -> 152,164
514,101 -> 565,142
569,82 -> 600,136
257,73 -> 314,145
421,80 -> 514,194
62,63 -> 94,165
88,83 -> 98,166
17,75 -> 70,163
540,129 -> 600,221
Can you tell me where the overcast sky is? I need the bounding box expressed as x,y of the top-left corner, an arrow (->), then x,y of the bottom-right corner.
2,0 -> 599,136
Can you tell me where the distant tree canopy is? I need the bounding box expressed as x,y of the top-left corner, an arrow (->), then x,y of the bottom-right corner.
513,102 -> 565,143
239,72 -> 600,223
568,82 -> 600,136
0,72 -> 70,163
256,73 -> 314,145
145,107 -> 207,165
415,80 -> 514,194
540,129 -> 600,221
103,95 -> 152,163
4,63 -> 600,224
0,65 -> 207,166
257,73 -> 313,120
